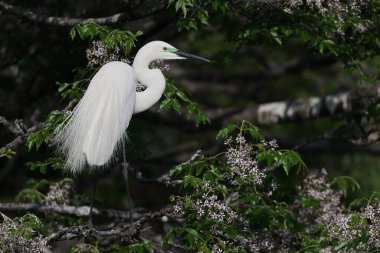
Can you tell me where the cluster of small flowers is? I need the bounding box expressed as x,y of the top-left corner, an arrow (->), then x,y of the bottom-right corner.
260,139 -> 279,150
224,135 -> 265,185
172,183 -> 243,234
195,192 -> 238,224
319,201 -> 380,252
297,169 -> 380,251
0,218 -> 48,253
298,169 -> 343,227
279,0 -> 365,16
44,180 -> 72,205
86,40 -> 130,67
290,0 -> 369,36
149,60 -> 171,71
326,213 -> 363,246
172,202 -> 185,217
255,0 -> 371,39
267,180 -> 278,196
210,244 -> 223,253
361,203 -> 380,249
237,229 -> 291,253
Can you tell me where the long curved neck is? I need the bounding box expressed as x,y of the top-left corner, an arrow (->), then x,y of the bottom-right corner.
132,56 -> 166,114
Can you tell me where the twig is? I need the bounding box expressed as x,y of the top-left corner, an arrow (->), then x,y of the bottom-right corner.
294,134 -> 332,151
126,150 -> 202,186
126,163 -> 182,187
64,99 -> 77,111
0,211 -> 11,222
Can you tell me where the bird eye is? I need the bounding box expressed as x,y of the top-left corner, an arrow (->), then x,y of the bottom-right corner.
163,47 -> 167,51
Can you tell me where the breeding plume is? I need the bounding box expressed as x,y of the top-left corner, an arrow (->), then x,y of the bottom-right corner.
55,41 -> 209,173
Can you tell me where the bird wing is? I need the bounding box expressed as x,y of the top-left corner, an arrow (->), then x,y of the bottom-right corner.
55,61 -> 136,173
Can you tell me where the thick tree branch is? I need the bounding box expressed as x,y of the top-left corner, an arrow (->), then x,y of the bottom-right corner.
0,1 -> 167,26
0,116 -> 43,149
0,1 -> 128,26
0,202 -> 146,220
230,85 -> 380,125
0,116 -> 25,135
147,84 -> 380,132
46,206 -> 173,244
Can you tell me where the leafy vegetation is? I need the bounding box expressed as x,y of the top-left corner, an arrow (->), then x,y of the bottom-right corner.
70,23 -> 143,55
161,79 -> 210,126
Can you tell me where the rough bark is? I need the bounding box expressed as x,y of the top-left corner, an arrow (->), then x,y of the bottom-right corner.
0,1 -> 130,26
0,202 -> 149,220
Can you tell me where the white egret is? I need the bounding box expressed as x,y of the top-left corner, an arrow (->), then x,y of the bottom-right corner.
54,40 -> 209,224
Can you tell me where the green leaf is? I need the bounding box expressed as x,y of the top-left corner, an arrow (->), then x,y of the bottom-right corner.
257,149 -> 306,175
183,175 -> 202,188
216,123 -> 237,139
26,157 -> 64,174
197,10 -> 209,25
8,214 -> 44,239
26,110 -> 67,151
122,240 -> 153,253
26,128 -> 51,151
16,188 -> 45,203
69,28 -> 76,40
270,29 -> 282,46
0,147 -> 16,159
349,198 -> 368,209
161,79 -> 210,126
173,0 -> 194,17
279,150 -> 306,175
57,81 -> 84,100
317,39 -> 336,55
244,121 -> 263,141
332,176 -> 361,197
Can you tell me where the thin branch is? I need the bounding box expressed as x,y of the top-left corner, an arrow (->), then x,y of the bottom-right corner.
293,133 -> 335,151
178,55 -> 336,84
126,162 -> 182,186
126,150 -> 202,186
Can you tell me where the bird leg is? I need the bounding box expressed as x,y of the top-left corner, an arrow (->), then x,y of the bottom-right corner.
122,144 -> 135,229
88,176 -> 98,227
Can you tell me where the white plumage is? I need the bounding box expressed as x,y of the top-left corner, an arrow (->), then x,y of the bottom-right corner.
56,62 -> 136,173
54,41 -> 209,173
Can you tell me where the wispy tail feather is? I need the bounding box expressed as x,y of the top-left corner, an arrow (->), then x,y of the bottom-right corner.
54,62 -> 136,173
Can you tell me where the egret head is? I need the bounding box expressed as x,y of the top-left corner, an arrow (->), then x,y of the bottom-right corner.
135,41 -> 210,64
